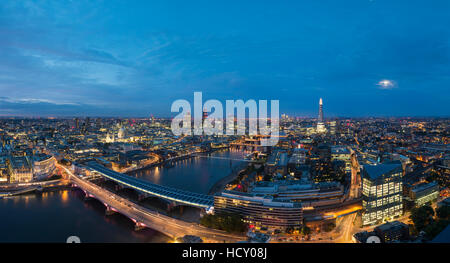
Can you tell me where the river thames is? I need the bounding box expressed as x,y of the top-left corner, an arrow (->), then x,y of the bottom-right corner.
0,149 -> 245,242
128,149 -> 246,194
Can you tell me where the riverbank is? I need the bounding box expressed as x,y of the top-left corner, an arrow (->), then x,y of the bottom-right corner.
124,147 -> 229,175
127,148 -> 247,195
0,179 -> 71,197
208,161 -> 248,195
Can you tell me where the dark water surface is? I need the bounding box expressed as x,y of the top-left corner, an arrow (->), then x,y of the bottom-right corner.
129,149 -> 246,194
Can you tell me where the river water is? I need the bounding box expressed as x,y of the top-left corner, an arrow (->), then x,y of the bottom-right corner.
128,149 -> 246,194
0,149 -> 245,242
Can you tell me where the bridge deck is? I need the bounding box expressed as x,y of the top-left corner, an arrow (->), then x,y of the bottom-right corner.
87,162 -> 213,208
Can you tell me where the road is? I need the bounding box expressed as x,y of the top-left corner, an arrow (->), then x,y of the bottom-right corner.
306,213 -> 358,243
333,213 -> 357,243
58,164 -> 246,243
271,212 -> 359,243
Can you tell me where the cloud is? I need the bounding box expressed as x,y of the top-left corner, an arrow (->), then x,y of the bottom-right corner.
0,96 -> 89,115
1,97 -> 80,106
0,95 -> 163,117
0,1 -> 449,116
376,79 -> 396,90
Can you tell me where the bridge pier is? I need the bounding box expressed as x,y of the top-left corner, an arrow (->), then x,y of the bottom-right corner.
130,218 -> 147,231
134,222 -> 147,231
138,193 -> 147,202
115,184 -> 124,191
105,205 -> 117,216
84,192 -> 94,201
166,201 -> 184,213
167,202 -> 175,212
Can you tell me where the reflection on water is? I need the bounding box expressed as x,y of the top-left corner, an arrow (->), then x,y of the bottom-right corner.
0,189 -> 170,243
129,149 -> 247,194
61,190 -> 69,204
0,149 -> 246,242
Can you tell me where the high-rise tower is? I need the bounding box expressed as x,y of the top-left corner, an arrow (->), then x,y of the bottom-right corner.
316,98 -> 326,133
318,98 -> 323,122
202,108 -> 208,123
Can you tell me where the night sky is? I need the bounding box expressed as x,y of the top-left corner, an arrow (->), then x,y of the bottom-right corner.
0,1 -> 449,117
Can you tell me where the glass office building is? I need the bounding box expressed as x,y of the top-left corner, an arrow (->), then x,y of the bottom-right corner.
408,181 -> 439,207
361,161 -> 403,226
214,190 -> 303,230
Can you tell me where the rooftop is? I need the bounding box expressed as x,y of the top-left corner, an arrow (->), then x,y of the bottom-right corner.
218,190 -> 302,208
374,220 -> 408,232
331,146 -> 350,155
362,161 -> 402,180
411,181 -> 438,193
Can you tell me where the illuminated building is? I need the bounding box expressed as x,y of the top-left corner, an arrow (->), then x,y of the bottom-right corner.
287,148 -> 308,177
105,132 -> 115,143
8,156 -> 33,183
32,154 -> 56,180
329,120 -> 336,135
361,161 -> 403,226
184,111 -> 191,129
331,146 -> 351,173
75,118 -> 80,130
202,108 -> 208,123
118,127 -> 125,139
265,150 -> 288,176
0,157 -> 8,183
311,144 -> 345,183
250,180 -> 345,209
214,190 -> 303,230
316,98 -> 326,133
404,181 -> 439,208
374,221 -> 409,243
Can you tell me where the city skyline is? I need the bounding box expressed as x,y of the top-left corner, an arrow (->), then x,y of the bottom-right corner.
1,1 -> 450,117
1,0 -> 450,248
0,95 -> 449,119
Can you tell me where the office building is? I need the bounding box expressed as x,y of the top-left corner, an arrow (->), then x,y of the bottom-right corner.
32,154 -> 56,180
404,181 -> 439,208
331,146 -> 351,173
214,190 -> 303,230
250,180 -> 345,209
361,161 -> 403,226
374,221 -> 410,243
8,156 -> 33,183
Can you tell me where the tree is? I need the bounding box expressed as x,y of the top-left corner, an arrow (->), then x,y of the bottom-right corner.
200,213 -> 247,233
301,226 -> 311,235
436,206 -> 450,220
410,205 -> 435,233
423,219 -> 450,240
285,227 -> 294,234
263,173 -> 272,181
323,222 -> 336,232
410,204 -> 450,240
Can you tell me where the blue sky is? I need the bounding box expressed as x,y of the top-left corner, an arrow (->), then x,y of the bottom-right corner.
0,0 -> 449,117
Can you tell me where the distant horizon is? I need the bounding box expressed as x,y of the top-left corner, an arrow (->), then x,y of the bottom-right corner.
0,114 -> 449,119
